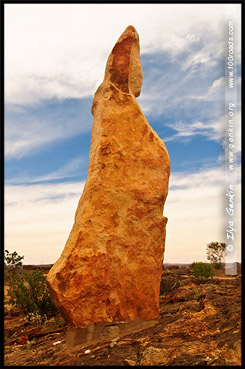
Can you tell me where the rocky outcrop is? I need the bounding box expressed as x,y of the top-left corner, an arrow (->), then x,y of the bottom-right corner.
47,25 -> 170,328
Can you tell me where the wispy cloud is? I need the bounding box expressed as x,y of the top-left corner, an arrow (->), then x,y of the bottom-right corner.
36,157 -> 84,182
162,103 -> 241,153
138,48 -> 225,124
186,77 -> 225,101
5,98 -> 93,159
164,116 -> 225,143
207,76 -> 225,97
6,156 -> 85,185
168,167 -> 225,190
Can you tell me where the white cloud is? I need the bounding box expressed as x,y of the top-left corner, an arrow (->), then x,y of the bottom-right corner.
164,115 -> 225,143
137,57 -> 226,120
35,157 -> 85,182
4,166 -> 241,265
207,76 -> 225,96
5,99 -> 93,159
5,119 -> 65,159
157,76 -> 241,146
5,3 -> 240,104
6,156 -> 85,184
182,44 -> 220,72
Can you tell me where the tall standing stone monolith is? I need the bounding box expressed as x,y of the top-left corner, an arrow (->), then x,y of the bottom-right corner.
47,25 -> 170,329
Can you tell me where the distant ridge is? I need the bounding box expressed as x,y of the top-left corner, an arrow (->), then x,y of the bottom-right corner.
22,262 -> 241,270
23,264 -> 53,270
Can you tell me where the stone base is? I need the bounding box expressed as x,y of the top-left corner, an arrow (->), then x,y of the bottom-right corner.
66,318 -> 158,348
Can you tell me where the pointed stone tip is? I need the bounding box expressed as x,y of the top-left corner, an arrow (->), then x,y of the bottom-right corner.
117,25 -> 139,44
125,25 -> 136,31
122,25 -> 137,35
104,25 -> 143,98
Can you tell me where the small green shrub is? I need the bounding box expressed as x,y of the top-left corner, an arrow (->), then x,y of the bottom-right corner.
191,262 -> 213,278
7,270 -> 58,322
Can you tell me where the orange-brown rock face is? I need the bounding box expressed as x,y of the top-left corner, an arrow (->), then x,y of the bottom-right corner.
47,25 -> 170,328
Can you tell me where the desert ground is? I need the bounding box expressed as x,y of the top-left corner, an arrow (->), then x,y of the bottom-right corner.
4,264 -> 241,366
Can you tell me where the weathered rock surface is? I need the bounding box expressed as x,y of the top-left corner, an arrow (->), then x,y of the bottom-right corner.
47,25 -> 170,328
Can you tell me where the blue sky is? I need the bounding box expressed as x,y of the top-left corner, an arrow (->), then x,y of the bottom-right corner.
4,4 -> 241,265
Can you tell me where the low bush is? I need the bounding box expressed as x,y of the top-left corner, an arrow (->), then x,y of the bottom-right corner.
191,262 -> 213,279
7,270 -> 58,322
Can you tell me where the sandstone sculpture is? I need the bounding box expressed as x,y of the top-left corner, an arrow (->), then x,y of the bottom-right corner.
47,25 -> 170,328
